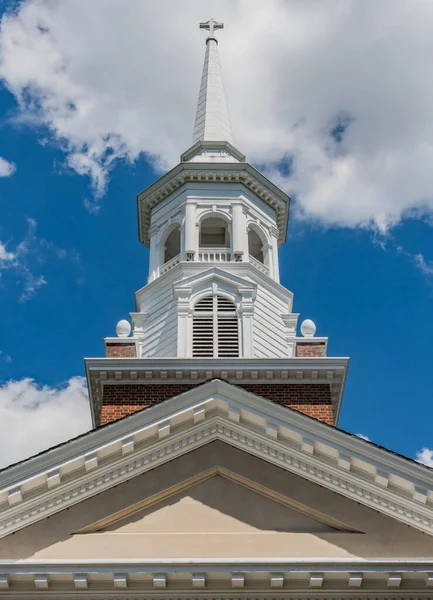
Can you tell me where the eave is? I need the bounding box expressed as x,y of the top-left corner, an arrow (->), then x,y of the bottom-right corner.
1,379 -> 433,542
84,356 -> 349,428
136,162 -> 291,247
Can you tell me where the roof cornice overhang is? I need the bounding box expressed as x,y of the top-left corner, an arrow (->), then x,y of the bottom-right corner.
84,356 -> 348,428
1,559 -> 433,597
1,379 -> 433,543
137,162 -> 290,247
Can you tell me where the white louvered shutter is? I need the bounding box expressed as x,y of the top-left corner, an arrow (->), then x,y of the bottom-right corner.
192,295 -> 239,358
192,296 -> 214,357
216,296 -> 239,357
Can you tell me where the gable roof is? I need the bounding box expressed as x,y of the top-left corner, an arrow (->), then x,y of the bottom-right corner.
0,378 -> 432,541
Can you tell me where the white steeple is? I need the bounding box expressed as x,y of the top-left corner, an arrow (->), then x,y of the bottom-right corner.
134,18 -> 294,362
193,18 -> 233,145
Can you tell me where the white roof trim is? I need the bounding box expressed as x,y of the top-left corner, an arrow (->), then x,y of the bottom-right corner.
137,162 -> 290,247
0,380 -> 432,539
0,559 -> 433,596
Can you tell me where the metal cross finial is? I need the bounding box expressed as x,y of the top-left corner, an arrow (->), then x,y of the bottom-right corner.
199,17 -> 224,40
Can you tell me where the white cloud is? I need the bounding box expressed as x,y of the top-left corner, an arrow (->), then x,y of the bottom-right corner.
0,156 -> 15,177
0,217 -> 83,300
414,254 -> 433,277
0,1 -> 433,230
0,241 -> 15,262
356,433 -> 370,441
416,448 -> 433,467
0,377 -> 91,468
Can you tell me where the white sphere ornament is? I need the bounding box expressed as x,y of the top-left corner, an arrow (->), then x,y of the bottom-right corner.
116,319 -> 131,338
301,319 -> 316,338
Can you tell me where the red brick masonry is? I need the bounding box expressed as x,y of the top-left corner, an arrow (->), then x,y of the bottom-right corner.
105,342 -> 136,358
295,343 -> 327,357
100,383 -> 333,427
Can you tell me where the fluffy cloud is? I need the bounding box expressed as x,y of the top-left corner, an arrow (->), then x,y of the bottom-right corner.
416,448 -> 433,468
0,156 -> 15,177
1,1 -> 433,230
0,377 -> 91,468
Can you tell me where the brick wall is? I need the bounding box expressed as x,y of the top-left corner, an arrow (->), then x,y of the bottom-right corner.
105,342 -> 136,358
99,382 -> 333,427
296,343 -> 327,357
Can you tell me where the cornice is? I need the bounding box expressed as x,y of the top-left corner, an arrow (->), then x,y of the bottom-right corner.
84,357 -> 348,427
136,162 -> 290,247
0,560 -> 433,597
0,380 -> 432,541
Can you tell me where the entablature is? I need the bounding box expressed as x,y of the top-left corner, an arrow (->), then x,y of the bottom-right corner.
137,162 -> 290,247
0,560 -> 433,597
84,356 -> 348,426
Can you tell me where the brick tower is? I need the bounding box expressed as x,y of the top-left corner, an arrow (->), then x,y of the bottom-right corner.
85,18 -> 348,429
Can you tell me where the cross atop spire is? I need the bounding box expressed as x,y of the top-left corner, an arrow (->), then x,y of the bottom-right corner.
192,17 -> 233,145
199,17 -> 224,42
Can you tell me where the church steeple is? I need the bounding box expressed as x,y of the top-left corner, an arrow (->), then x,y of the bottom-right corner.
85,19 -> 347,433
193,18 -> 233,145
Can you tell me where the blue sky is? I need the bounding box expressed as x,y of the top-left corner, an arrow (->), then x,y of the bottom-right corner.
0,0 -> 433,467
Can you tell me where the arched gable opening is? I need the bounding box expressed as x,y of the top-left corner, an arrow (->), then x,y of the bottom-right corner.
200,216 -> 230,248
164,226 -> 181,264
248,228 -> 264,264
192,295 -> 239,358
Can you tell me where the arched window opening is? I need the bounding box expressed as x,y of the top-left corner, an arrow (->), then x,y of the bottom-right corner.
248,228 -> 264,264
192,295 -> 239,358
164,226 -> 181,263
200,217 -> 230,248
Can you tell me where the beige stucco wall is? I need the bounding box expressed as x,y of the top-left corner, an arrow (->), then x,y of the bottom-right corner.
1,441 -> 433,560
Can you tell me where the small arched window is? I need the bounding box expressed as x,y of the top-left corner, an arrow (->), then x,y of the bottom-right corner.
248,228 -> 264,264
192,295 -> 239,358
164,226 -> 181,263
200,217 -> 230,248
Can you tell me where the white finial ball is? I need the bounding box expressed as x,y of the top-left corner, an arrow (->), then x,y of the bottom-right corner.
116,319 -> 131,338
301,319 -> 316,338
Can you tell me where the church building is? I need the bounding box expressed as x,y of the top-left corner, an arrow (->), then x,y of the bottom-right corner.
0,19 -> 433,599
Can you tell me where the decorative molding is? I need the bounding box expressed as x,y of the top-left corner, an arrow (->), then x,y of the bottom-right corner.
1,559 -> 433,596
86,356 -> 348,427
137,163 -> 290,248
1,380 -> 432,541
1,417 -> 433,539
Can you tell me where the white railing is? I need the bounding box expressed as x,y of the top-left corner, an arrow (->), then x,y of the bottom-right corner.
249,254 -> 269,275
198,248 -> 232,262
160,253 -> 181,274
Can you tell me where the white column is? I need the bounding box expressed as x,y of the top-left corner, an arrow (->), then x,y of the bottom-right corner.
232,203 -> 245,259
175,290 -> 191,357
239,290 -> 255,357
270,227 -> 280,282
185,203 -> 197,260
148,225 -> 159,282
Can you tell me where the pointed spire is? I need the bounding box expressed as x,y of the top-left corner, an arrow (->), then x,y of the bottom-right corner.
193,18 -> 233,145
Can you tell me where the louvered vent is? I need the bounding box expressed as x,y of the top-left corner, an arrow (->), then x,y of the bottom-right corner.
192,295 -> 239,358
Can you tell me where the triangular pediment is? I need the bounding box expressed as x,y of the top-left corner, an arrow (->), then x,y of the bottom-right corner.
172,266 -> 257,300
1,379 -> 433,544
78,467 -> 356,535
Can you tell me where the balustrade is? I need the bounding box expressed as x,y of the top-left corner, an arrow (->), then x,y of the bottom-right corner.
160,254 -> 181,274
198,249 -> 232,262
249,254 -> 269,275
